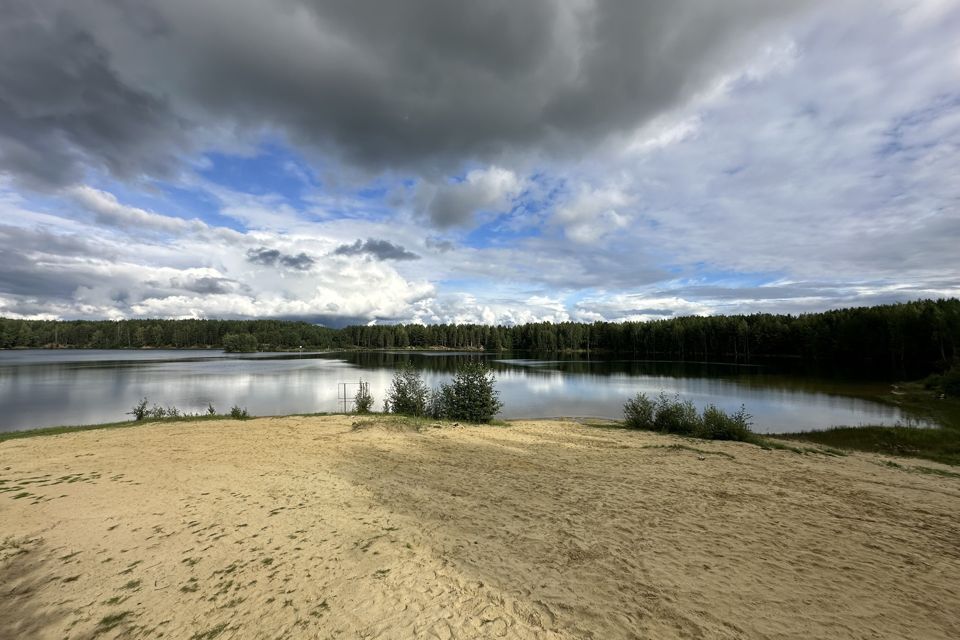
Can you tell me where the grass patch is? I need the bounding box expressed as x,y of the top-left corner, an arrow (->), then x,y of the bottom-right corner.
580,420 -> 630,431
766,384 -> 960,466
214,562 -> 239,575
350,414 -> 435,432
121,579 -> 141,590
871,459 -> 960,479
191,623 -> 229,640
776,422 -> 960,467
96,611 -> 133,633
0,414 -> 234,444
119,560 -> 142,575
913,465 -> 960,479
642,444 -> 736,460
590,416 -> 846,459
220,597 -> 245,609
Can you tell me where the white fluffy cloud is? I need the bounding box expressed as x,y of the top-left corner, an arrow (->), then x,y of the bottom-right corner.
418,166 -> 525,228
0,190 -> 437,323
69,186 -> 202,234
553,186 -> 631,244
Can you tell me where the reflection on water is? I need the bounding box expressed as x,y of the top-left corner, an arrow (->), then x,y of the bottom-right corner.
0,349 -> 932,433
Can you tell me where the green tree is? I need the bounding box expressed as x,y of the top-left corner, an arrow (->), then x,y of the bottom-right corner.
385,364 -> 429,416
222,333 -> 258,353
354,382 -> 374,414
441,362 -> 503,423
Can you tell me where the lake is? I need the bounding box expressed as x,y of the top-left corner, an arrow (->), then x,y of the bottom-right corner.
0,349 -> 933,433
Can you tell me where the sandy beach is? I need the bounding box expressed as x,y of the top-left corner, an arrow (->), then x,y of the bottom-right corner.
1,416 -> 959,639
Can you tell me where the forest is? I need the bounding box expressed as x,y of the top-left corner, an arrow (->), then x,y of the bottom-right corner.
1,298 -> 958,377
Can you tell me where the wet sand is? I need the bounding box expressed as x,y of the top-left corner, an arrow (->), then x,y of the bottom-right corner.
1,416 -> 959,639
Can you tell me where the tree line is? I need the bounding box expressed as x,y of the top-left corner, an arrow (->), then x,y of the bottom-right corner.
2,298 -> 958,376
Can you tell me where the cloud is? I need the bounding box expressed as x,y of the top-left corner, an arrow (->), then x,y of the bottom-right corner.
0,0 -> 815,189
169,275 -> 241,295
333,238 -> 420,261
553,186 -> 631,244
587,0 -> 960,284
572,294 -> 713,322
245,247 -> 315,271
425,237 -> 455,253
417,166 -> 525,228
0,2 -> 190,189
70,186 -> 202,234
404,292 -> 572,326
2,1 -> 959,327
0,197 -> 438,322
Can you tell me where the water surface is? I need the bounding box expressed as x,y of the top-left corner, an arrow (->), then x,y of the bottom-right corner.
0,349 -> 931,433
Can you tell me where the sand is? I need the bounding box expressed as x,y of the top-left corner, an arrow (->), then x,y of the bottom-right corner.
1,416 -> 959,640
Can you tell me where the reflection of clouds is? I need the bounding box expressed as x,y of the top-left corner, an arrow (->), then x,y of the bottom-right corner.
493,359 -> 560,368
522,373 -> 567,395
0,351 -> 936,433
496,369 -> 932,432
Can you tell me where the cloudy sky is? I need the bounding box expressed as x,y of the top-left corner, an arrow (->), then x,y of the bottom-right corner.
1,0 -> 959,326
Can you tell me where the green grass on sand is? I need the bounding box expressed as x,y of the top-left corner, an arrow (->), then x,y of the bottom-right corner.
774,384 -> 960,466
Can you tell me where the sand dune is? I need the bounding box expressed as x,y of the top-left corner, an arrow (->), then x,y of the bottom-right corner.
1,416 -> 959,639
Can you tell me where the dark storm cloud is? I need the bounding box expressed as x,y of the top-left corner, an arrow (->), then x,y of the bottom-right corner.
246,248 -> 282,267
0,224 -> 114,261
169,276 -> 240,295
280,253 -> 316,270
333,239 -> 420,261
0,253 -> 83,299
0,1 -> 190,189
0,0 -> 814,188
245,247 -> 315,270
0,225 -> 122,299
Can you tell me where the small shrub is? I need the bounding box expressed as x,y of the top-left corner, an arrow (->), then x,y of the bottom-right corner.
697,404 -> 753,441
924,362 -> 960,397
128,399 -> 189,421
428,383 -> 456,420
207,403 -> 217,416
623,393 -> 655,429
652,393 -> 700,435
354,382 -> 374,414
941,364 -> 960,397
623,391 -> 754,441
428,363 -> 503,423
229,405 -> 250,420
385,364 -> 429,417
129,398 -> 149,421
445,362 -> 502,423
